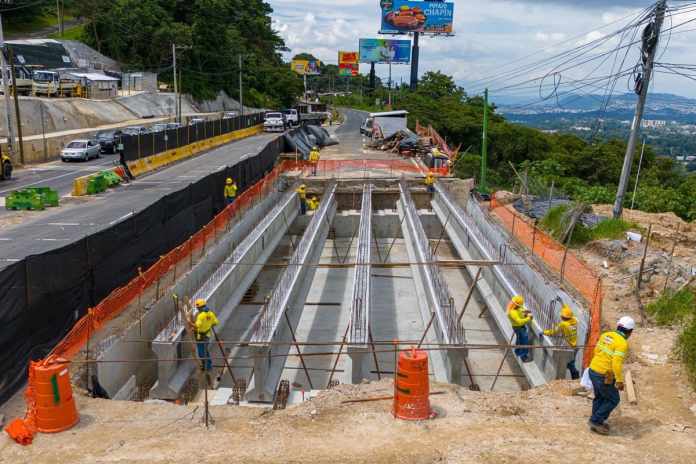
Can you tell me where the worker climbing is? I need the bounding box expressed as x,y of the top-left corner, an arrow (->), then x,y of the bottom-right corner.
224,177 -> 238,205
296,183 -> 307,215
424,171 -> 436,193
193,299 -> 219,371
587,316 -> 634,435
543,304 -> 579,379
307,195 -> 319,212
507,295 -> 533,363
309,146 -> 320,176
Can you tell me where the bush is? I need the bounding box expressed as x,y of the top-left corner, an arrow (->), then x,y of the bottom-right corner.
590,218 -> 636,240
677,319 -> 696,385
539,204 -> 592,245
646,289 -> 696,326
454,153 -> 481,181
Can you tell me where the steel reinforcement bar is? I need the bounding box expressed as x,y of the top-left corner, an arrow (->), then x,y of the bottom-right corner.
348,184 -> 373,348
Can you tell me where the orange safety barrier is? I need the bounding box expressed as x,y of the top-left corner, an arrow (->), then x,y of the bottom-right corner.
393,348 -> 433,421
489,196 -> 602,367
282,158 -> 451,178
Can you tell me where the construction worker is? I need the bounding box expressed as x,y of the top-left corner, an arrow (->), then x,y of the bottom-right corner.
507,295 -> 533,363
307,195 -> 319,211
224,177 -> 238,205
296,184 -> 307,215
424,171 -> 436,193
587,316 -> 635,435
543,304 -> 579,379
309,146 -> 320,176
193,299 -> 219,371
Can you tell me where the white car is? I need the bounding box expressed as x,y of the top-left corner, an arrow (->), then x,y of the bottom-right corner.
264,112 -> 286,132
61,140 -> 101,162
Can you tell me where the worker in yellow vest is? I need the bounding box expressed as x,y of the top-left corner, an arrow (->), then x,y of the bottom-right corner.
587,316 -> 634,435
307,195 -> 319,211
507,295 -> 533,363
309,146 -> 320,176
193,299 -> 219,371
424,171 -> 436,193
224,178 -> 238,205
296,184 -> 307,215
543,304 -> 579,379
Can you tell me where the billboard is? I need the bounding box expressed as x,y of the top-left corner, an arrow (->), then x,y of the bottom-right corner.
291,59 -> 321,75
379,0 -> 454,35
338,51 -> 359,77
359,38 -> 411,64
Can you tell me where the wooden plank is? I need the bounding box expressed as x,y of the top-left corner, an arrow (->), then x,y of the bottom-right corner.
625,369 -> 637,405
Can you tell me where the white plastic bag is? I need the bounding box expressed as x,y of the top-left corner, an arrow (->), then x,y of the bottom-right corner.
580,368 -> 593,392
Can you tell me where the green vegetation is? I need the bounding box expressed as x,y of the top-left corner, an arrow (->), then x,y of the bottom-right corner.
677,319 -> 696,385
539,204 -> 638,246
48,24 -> 85,40
338,71 -> 696,222
590,218 -> 637,240
647,288 -> 696,327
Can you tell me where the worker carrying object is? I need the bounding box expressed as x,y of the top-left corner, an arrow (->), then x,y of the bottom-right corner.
309,146 -> 320,176
587,316 -> 634,435
507,295 -> 533,363
424,171 -> 436,193
193,299 -> 219,371
296,184 -> 307,215
307,195 -> 319,211
224,178 -> 238,205
543,304 -> 579,379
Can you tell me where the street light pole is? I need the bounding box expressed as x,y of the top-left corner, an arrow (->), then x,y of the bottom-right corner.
172,43 -> 179,124
0,14 -> 16,159
239,54 -> 244,116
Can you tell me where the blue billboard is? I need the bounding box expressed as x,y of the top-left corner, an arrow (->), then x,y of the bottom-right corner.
359,38 -> 412,64
379,0 -> 454,35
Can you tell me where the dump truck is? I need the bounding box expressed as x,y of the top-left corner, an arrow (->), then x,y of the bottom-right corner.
32,70 -> 80,97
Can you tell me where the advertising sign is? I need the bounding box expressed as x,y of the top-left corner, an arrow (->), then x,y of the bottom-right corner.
338,63 -> 359,77
291,59 -> 321,75
338,51 -> 359,65
359,38 -> 411,64
379,0 -> 454,35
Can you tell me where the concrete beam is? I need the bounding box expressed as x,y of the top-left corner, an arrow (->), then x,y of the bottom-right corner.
397,181 -> 466,385
348,184 -> 373,384
247,182 -> 338,402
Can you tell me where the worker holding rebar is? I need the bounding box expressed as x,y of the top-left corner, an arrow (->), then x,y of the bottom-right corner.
296,184 -> 307,215
193,299 -> 219,371
587,316 -> 634,435
424,171 -> 436,193
543,304 -> 579,379
309,146 -> 320,176
307,195 -> 319,211
507,295 -> 533,363
224,177 -> 238,205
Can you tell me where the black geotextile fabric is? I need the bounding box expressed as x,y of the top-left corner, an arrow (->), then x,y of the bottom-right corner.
121,113 -> 265,162
282,125 -> 334,159
0,133 -> 284,405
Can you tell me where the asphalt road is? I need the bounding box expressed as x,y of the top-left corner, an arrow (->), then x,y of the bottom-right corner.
0,132 -> 277,267
334,108 -> 367,153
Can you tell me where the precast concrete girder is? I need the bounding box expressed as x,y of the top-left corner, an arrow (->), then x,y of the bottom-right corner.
247,182 -> 338,402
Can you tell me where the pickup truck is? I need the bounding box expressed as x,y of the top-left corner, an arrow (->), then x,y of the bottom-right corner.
264,112 -> 286,132
282,109 -> 299,127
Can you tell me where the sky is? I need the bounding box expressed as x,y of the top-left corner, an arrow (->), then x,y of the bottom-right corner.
268,0 -> 696,100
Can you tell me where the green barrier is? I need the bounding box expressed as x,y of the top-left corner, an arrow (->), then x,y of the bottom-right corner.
5,190 -> 45,211
100,170 -> 122,188
87,174 -> 108,195
25,187 -> 59,207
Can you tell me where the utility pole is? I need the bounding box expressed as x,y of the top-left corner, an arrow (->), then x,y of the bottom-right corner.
369,62 -> 375,94
238,54 -> 244,116
0,14 -> 16,160
172,43 -> 179,124
388,58 -> 392,107
478,88 -> 489,194
56,0 -> 65,37
613,0 -> 666,219
410,32 -> 419,90
8,49 -> 24,164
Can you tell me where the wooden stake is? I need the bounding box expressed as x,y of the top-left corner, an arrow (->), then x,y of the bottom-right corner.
625,369 -> 637,405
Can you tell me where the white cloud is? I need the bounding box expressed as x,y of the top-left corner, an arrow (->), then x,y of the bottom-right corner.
535,32 -> 567,42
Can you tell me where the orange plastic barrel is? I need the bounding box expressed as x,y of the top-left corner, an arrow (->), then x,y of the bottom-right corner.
32,357 -> 79,433
393,348 -> 432,420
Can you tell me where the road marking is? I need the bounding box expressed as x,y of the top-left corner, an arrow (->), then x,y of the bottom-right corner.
46,222 -> 82,226
109,211 -> 134,225
0,162 -> 111,195
37,238 -> 70,241
0,238 -> 12,241
0,258 -> 21,262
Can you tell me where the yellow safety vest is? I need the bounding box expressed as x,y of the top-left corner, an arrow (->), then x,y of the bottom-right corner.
590,331 -> 629,383
195,310 -> 219,340
507,302 -> 531,328
296,186 -> 306,200
224,184 -> 237,198
544,317 -> 578,347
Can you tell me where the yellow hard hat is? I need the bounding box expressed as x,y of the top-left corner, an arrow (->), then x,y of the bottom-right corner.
512,295 -> 524,307
195,299 -> 207,309
300,184 -> 306,189
226,178 -> 232,185
560,305 -> 573,319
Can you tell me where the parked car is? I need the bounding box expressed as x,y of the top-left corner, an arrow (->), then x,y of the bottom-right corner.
263,112 -> 286,132
122,126 -> 149,136
282,109 -> 299,127
61,140 -> 101,162
166,122 -> 182,130
189,117 -> 205,126
95,130 -> 122,154
222,111 -> 239,120
150,123 -> 169,133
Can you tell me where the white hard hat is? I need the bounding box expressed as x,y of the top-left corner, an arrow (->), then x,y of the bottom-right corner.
618,316 -> 636,331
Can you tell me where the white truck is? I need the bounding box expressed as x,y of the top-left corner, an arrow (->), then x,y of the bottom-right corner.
263,112 -> 286,132
282,109 -> 299,127
32,71 -> 80,97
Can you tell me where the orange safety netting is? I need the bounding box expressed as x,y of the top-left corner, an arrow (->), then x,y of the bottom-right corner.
283,158 -> 448,176
489,196 -> 602,366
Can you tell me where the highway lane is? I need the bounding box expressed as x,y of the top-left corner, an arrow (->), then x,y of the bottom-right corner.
0,132 -> 277,266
